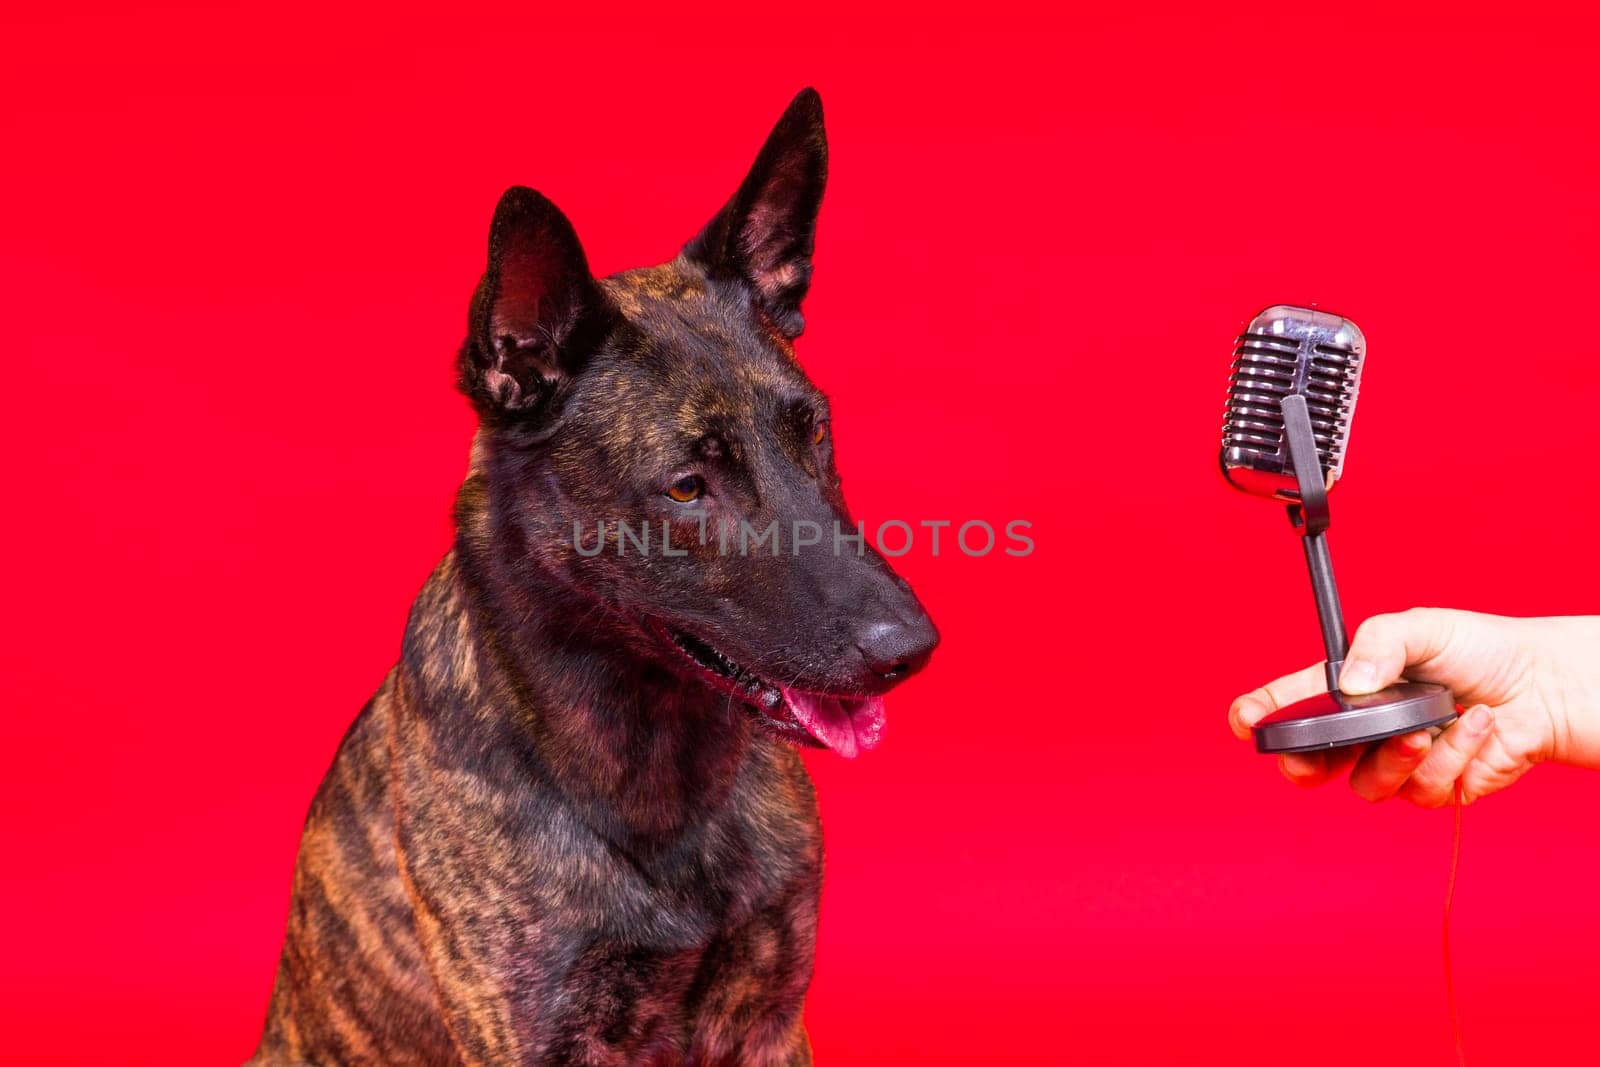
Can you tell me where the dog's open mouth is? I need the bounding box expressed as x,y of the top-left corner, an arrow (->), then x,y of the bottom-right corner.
648,623 -> 886,759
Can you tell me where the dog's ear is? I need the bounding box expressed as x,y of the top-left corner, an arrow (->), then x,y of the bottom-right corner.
683,88 -> 828,339
461,187 -> 610,419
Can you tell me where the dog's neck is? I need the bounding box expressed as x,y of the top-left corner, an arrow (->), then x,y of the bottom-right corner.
399,462 -> 758,851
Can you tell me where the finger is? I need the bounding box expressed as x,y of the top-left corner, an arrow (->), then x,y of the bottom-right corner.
1348,731 -> 1432,802
1230,662 -> 1329,740
1324,744 -> 1363,781
1339,608 -> 1460,695
1400,705 -> 1495,808
1280,752 -> 1328,786
1279,745 -> 1363,787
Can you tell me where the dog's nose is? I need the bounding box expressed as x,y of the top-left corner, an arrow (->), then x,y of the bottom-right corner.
856,614 -> 939,683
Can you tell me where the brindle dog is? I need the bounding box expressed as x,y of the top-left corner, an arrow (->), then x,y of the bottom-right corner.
251,89 -> 938,1066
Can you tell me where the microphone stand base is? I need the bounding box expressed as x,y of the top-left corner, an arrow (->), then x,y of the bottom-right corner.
1253,683 -> 1458,754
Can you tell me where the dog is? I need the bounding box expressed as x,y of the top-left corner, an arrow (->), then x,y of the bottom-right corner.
251,88 -> 938,1066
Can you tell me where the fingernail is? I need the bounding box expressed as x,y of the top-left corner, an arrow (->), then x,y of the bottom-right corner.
1464,705 -> 1493,732
1399,732 -> 1430,756
1340,660 -> 1378,694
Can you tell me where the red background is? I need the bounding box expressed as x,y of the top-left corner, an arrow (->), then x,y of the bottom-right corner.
4,3 -> 1599,1063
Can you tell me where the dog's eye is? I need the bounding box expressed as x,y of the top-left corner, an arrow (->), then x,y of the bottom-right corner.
666,475 -> 704,503
811,421 -> 828,447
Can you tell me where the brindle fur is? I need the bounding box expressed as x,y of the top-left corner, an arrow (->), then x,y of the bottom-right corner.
253,89 -> 936,1066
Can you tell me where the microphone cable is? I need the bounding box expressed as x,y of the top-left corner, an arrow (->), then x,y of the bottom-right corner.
1443,777 -> 1466,1067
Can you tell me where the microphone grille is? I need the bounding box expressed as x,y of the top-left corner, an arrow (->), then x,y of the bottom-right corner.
1220,305 -> 1365,499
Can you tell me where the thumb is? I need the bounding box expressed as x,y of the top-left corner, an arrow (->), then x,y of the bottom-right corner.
1339,608 -> 1461,695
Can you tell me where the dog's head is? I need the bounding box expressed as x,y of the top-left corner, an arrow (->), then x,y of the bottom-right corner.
457,89 -> 937,757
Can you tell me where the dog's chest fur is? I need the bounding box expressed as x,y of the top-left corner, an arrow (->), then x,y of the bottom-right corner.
254,554 -> 823,1066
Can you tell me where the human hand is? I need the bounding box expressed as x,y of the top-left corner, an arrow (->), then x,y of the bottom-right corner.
1228,609 -> 1600,805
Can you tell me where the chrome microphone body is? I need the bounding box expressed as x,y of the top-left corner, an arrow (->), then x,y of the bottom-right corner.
1221,305 -> 1364,501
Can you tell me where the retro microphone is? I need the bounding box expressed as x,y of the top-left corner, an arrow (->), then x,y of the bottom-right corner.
1221,305 -> 1457,753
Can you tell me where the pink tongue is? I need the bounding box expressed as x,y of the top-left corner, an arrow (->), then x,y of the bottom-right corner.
779,689 -> 886,759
